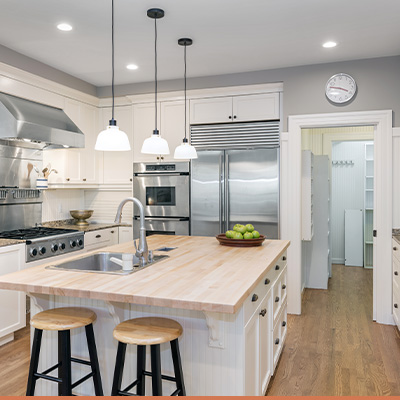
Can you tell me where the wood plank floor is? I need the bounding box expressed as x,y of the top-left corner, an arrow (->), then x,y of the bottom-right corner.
1,264 -> 399,396
267,264 -> 400,396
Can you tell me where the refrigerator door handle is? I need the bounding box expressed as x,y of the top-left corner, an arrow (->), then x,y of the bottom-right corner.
225,153 -> 229,230
219,154 -> 224,234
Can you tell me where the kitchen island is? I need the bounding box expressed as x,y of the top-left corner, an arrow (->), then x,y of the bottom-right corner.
0,235 -> 289,396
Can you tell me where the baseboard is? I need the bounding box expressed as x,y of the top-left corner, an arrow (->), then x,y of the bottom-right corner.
0,332 -> 14,346
332,258 -> 345,264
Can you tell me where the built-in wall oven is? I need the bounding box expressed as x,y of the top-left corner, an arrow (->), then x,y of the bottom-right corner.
132,162 -> 190,237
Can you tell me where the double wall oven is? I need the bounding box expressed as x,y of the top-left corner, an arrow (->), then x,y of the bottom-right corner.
132,162 -> 190,237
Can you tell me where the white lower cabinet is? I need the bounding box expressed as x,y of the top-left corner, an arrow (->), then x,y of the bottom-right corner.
0,244 -> 25,346
84,228 -> 118,252
392,239 -> 400,330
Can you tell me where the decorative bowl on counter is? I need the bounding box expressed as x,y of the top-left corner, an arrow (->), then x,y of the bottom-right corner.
215,234 -> 266,247
70,210 -> 94,226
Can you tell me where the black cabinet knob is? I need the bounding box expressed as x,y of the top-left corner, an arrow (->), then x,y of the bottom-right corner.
265,278 -> 270,285
95,234 -> 101,239
228,115 -> 232,119
395,304 -> 398,309
282,256 -> 287,261
233,115 -> 237,119
282,321 -> 287,327
275,338 -> 280,345
275,296 -> 280,303
395,271 -> 399,276
251,294 -> 259,302
259,309 -> 267,317
394,247 -> 397,251
275,265 -> 280,270
282,284 -> 287,290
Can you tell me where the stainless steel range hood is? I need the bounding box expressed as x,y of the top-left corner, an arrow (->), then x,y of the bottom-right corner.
0,92 -> 84,149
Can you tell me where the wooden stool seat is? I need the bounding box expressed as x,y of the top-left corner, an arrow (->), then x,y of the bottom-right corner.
31,307 -> 97,331
113,317 -> 183,345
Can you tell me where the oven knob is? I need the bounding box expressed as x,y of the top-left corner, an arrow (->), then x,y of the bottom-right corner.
59,243 -> 66,250
70,240 -> 77,248
78,239 -> 83,247
39,246 -> 46,255
29,248 -> 38,257
51,244 -> 59,252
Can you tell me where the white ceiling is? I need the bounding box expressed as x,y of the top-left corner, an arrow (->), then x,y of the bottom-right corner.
0,0 -> 399,87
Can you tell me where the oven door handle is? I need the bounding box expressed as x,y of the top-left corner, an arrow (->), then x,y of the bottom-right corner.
133,216 -> 189,222
133,172 -> 189,177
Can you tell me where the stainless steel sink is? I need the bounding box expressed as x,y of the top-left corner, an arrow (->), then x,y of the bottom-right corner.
46,252 -> 169,275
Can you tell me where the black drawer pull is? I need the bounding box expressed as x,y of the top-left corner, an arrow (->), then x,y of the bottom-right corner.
282,284 -> 286,290
275,265 -> 280,271
275,338 -> 280,345
394,247 -> 398,251
259,309 -> 267,317
282,321 -> 287,327
111,230 -> 115,234
395,304 -> 398,309
95,234 -> 101,239
252,294 -> 258,302
395,271 -> 399,276
265,278 -> 270,285
282,256 -> 286,261
275,296 -> 280,303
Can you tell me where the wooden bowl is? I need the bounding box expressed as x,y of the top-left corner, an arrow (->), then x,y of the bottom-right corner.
70,210 -> 94,226
215,234 -> 266,247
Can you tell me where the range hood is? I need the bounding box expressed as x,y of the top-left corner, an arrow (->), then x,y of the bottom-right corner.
0,92 -> 84,149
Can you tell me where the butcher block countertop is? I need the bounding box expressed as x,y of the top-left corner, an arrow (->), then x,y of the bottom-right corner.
0,235 -> 290,314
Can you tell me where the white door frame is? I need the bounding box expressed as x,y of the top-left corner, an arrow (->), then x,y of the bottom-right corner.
282,110 -> 393,324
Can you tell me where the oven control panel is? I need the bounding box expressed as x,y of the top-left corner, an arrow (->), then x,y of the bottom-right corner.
26,232 -> 84,263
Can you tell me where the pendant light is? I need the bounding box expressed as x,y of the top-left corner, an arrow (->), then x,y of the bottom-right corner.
141,8 -> 170,155
174,38 -> 197,159
95,0 -> 130,151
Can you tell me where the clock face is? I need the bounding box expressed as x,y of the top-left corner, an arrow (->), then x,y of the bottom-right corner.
325,73 -> 357,104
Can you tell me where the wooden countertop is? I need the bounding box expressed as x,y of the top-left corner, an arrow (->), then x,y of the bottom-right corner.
0,235 -> 289,314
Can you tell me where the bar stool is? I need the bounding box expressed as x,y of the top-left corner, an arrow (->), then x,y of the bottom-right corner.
111,317 -> 185,396
26,307 -> 103,396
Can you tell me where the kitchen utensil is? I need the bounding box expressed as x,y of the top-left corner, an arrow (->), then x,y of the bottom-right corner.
42,167 -> 48,176
45,169 -> 58,178
70,210 -> 94,226
215,234 -> 266,247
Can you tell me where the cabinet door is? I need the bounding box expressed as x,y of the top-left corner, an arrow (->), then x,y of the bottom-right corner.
0,245 -> 25,342
43,149 -> 69,184
232,93 -> 280,122
84,228 -> 118,252
259,291 -> 272,395
160,100 -> 187,161
190,97 -> 232,124
101,106 -> 133,184
244,312 -> 259,396
133,103 -> 161,163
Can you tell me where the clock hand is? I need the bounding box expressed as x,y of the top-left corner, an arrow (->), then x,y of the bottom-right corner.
329,86 -> 349,92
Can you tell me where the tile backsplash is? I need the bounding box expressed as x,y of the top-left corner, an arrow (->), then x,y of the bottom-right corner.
42,189 -> 85,222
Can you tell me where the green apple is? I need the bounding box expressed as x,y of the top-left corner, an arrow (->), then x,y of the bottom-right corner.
243,232 -> 253,239
252,230 -> 260,238
232,231 -> 243,239
225,230 -> 234,238
237,225 -> 247,234
245,224 -> 254,232
233,224 -> 243,232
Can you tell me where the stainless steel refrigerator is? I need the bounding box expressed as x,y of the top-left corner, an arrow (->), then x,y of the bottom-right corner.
190,148 -> 279,239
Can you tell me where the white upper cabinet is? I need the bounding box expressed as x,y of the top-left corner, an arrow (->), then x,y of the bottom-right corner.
100,105 -> 133,184
190,93 -> 280,124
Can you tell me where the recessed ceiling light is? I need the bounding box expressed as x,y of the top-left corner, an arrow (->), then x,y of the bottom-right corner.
57,23 -> 73,32
323,41 -> 337,48
126,64 -> 139,70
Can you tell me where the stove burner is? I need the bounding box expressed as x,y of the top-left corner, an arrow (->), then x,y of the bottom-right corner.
0,227 -> 79,240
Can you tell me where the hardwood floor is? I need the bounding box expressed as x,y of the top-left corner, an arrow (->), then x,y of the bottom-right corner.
1,265 -> 400,396
267,264 -> 400,396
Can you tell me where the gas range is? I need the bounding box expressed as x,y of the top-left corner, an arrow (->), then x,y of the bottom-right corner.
0,227 -> 84,263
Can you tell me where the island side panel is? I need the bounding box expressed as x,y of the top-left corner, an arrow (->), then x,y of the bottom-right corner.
29,295 -> 246,396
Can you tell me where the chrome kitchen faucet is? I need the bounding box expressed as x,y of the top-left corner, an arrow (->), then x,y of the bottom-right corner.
114,197 -> 149,266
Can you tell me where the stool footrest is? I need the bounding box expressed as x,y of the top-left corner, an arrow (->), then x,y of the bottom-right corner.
40,362 -> 61,376
71,371 -> 95,389
123,378 -> 140,393
171,388 -> 181,396
143,370 -> 177,382
71,357 -> 91,366
33,372 -> 62,383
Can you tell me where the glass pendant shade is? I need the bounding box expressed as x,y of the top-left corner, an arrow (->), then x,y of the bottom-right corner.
95,121 -> 131,151
141,130 -> 170,154
174,139 -> 198,159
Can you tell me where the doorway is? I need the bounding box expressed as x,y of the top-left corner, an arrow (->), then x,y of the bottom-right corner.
281,110 -> 393,324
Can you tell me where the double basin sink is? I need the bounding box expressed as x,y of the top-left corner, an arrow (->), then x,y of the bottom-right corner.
46,252 -> 169,275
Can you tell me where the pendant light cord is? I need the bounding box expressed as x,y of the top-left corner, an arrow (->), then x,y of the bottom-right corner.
111,0 -> 115,121
154,17 -> 158,133
184,44 -> 187,140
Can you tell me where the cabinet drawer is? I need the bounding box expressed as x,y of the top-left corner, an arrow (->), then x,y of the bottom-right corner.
85,228 -> 118,250
272,266 -> 287,324
272,300 -> 287,373
393,283 -> 400,329
393,239 -> 400,263
394,256 -> 400,287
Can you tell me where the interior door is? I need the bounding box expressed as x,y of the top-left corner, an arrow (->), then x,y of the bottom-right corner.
226,149 -> 279,239
191,150 -> 224,236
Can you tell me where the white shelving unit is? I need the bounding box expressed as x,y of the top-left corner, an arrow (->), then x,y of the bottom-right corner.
302,150 -> 314,241
364,142 -> 374,268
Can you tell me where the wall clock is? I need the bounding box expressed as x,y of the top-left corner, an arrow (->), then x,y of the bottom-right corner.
325,73 -> 357,104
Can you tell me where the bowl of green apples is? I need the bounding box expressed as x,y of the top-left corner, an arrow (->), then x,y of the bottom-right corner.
216,224 -> 266,247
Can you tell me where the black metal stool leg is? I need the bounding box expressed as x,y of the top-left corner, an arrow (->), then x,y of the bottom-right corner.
112,341 -> 127,396
58,330 -> 72,396
26,328 -> 43,396
85,324 -> 104,396
170,339 -> 186,396
150,344 -> 162,396
136,345 -> 146,395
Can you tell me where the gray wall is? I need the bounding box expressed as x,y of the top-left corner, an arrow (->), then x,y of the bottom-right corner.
100,55 -> 400,129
